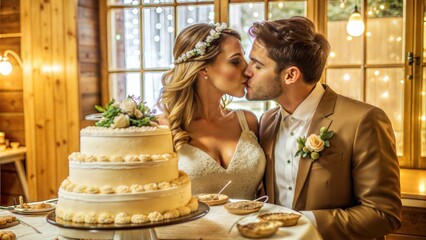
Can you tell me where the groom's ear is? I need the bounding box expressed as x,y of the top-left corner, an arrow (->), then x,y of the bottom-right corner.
282,66 -> 301,85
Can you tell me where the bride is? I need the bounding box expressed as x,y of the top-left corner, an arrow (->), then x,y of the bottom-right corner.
157,23 -> 265,200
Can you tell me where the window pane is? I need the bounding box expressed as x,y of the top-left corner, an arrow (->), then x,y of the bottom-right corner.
366,0 -> 404,64
109,0 -> 139,5
268,1 -> 307,20
327,1 -> 362,65
325,68 -> 363,101
366,68 -> 404,155
110,8 -> 141,70
142,0 -> 173,4
177,5 -> 214,32
229,3 -> 264,58
143,7 -> 174,69
143,72 -> 164,111
422,68 -> 426,157
110,73 -> 142,101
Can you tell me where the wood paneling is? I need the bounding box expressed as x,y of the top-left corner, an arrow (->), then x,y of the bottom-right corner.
0,163 -> 25,205
78,0 -> 101,129
21,0 -> 81,201
0,92 -> 23,112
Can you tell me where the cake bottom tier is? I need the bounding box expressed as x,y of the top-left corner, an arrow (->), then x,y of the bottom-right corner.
56,182 -> 198,224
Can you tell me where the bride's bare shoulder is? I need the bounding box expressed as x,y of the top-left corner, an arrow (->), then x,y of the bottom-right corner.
156,114 -> 169,126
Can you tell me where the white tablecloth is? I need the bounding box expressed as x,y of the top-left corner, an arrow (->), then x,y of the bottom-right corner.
0,202 -> 322,239
156,202 -> 322,240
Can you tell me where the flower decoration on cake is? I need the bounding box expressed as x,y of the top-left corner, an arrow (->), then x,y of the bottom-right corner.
95,97 -> 158,128
295,127 -> 334,161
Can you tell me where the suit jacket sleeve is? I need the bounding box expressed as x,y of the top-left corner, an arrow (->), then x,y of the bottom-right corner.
312,107 -> 402,239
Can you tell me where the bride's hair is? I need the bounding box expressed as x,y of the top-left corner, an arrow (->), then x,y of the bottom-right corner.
157,23 -> 240,151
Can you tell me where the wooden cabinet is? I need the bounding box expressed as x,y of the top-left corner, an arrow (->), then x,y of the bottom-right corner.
387,169 -> 426,239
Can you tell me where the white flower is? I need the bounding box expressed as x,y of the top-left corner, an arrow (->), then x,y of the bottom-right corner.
305,134 -> 325,152
120,98 -> 137,116
111,114 -> 130,128
174,22 -> 228,64
134,109 -> 143,119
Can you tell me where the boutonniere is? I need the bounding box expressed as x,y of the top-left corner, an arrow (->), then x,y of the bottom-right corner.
295,127 -> 334,161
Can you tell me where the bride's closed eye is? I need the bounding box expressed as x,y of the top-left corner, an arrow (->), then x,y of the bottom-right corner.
229,58 -> 242,66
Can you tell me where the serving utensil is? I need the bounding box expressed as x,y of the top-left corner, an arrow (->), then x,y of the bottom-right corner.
214,180 -> 232,200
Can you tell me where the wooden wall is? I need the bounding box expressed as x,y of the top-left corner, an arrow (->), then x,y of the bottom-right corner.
0,0 -> 25,205
78,0 -> 101,128
16,0 -> 101,201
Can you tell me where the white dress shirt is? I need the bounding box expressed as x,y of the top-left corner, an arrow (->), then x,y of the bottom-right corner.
274,83 -> 325,227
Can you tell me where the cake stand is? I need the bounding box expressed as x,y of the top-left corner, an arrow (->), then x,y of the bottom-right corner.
46,201 -> 209,240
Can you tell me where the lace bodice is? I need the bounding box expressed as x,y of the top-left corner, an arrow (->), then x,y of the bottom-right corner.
178,110 -> 266,200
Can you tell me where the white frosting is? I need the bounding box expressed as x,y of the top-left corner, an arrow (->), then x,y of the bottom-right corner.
56,125 -> 198,224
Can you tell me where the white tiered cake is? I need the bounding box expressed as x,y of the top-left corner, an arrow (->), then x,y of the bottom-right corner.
55,98 -> 198,224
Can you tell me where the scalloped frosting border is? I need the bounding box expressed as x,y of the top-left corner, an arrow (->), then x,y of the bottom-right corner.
60,171 -> 189,194
69,152 -> 177,163
81,126 -> 170,135
55,197 -> 199,224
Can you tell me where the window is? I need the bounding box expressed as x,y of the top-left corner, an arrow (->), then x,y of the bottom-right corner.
106,0 -> 215,109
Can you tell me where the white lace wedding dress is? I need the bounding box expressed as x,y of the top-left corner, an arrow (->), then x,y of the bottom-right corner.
178,110 -> 266,200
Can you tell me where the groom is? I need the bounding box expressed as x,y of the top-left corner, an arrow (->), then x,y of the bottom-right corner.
244,17 -> 401,239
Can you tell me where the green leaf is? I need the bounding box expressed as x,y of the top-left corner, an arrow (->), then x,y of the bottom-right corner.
324,140 -> 330,147
322,131 -> 334,140
95,105 -> 106,112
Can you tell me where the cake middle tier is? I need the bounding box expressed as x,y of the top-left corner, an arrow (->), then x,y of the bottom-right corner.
69,158 -> 179,187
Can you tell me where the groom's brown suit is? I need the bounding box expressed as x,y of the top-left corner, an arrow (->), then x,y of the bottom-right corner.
259,85 -> 401,239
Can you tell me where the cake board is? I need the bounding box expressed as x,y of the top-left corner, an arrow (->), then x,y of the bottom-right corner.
47,201 -> 209,240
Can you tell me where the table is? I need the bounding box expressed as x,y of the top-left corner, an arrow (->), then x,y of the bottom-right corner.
0,147 -> 29,201
0,202 -> 322,240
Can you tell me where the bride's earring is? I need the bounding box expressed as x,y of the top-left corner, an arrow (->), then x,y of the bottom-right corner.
204,75 -> 208,80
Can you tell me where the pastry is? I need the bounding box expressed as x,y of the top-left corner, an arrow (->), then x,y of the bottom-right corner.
237,221 -> 279,239
257,212 -> 301,227
0,231 -> 16,240
196,193 -> 229,206
224,201 -> 264,215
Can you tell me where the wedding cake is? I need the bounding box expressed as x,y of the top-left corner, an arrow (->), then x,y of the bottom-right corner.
55,98 -> 198,224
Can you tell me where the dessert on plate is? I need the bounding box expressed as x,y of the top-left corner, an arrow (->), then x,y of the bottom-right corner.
257,212 -> 302,227
224,200 -> 264,215
195,193 -> 229,206
237,221 -> 279,239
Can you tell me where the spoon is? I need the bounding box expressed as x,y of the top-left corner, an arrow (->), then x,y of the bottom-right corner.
214,180 -> 232,200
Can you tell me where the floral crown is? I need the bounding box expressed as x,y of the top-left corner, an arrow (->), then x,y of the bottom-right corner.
174,22 -> 228,64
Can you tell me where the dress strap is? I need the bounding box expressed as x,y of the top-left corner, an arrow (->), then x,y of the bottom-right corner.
235,110 -> 249,131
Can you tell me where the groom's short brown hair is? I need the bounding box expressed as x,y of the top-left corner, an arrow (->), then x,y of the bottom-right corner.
249,17 -> 330,84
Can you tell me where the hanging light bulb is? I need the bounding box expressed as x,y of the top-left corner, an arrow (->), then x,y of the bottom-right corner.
0,56 -> 12,75
346,5 -> 365,37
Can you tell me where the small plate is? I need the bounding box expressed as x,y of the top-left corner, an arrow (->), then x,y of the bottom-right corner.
0,220 -> 20,229
10,203 -> 56,215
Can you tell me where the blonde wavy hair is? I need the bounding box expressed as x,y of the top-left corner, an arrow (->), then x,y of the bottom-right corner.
157,23 -> 240,151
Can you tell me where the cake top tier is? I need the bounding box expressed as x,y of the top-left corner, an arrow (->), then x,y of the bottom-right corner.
94,97 -> 158,129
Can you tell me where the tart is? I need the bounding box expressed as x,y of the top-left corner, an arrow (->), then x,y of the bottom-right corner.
224,201 -> 264,215
196,193 -> 229,206
258,212 -> 301,227
237,221 -> 279,239
0,230 -> 16,240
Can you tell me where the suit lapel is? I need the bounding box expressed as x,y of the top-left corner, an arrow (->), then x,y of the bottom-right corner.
263,110 -> 282,203
260,108 -> 281,203
292,85 -> 337,210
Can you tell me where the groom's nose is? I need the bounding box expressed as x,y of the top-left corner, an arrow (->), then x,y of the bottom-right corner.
244,63 -> 253,78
